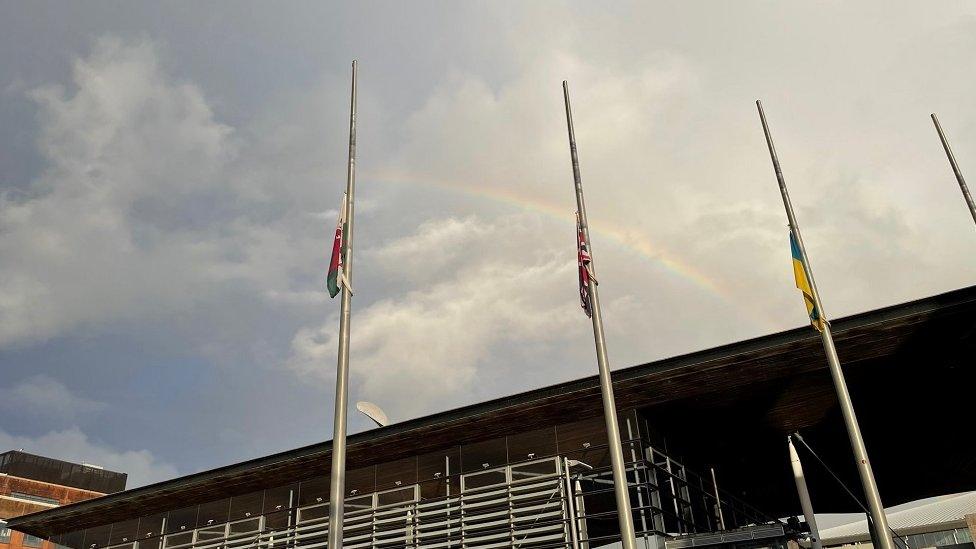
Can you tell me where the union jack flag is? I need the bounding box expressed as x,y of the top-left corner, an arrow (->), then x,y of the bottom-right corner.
577,212 -> 596,317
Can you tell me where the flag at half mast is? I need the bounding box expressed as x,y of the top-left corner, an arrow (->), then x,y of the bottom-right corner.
790,230 -> 823,331
327,193 -> 349,298
577,212 -> 596,317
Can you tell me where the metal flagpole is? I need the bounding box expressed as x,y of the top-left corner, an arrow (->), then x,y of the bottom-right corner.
328,60 -> 358,549
710,468 -> 726,530
931,113 -> 976,226
788,436 -> 823,549
562,80 -> 638,549
756,100 -> 893,549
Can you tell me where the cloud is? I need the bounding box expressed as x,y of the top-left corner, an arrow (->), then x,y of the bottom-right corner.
286,214 -> 586,419
0,375 -> 106,421
0,427 -> 178,488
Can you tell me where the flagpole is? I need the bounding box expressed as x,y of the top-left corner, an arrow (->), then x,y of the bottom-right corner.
931,113 -> 976,226
756,100 -> 893,549
328,59 -> 357,549
563,81 -> 637,549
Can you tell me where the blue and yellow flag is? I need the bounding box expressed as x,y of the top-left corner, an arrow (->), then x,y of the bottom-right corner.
790,231 -> 824,331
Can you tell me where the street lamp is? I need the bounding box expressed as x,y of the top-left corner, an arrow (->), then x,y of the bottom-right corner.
355,401 -> 389,428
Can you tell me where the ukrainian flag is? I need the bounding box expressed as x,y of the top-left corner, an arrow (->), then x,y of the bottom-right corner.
790,231 -> 824,331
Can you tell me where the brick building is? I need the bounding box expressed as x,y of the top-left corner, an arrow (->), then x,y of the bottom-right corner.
1,451 -> 126,549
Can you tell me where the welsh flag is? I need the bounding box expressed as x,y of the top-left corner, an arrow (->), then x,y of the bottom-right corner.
327,193 -> 348,298
577,211 -> 596,317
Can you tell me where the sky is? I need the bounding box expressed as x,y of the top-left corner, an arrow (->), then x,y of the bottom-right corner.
1,1 -> 976,489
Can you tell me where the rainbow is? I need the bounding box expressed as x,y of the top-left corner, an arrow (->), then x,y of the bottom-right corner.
367,169 -> 774,329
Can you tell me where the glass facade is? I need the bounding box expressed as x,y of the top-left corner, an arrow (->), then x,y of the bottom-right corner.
48,409 -> 783,549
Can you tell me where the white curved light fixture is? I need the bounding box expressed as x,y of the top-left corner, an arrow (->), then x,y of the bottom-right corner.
356,401 -> 389,427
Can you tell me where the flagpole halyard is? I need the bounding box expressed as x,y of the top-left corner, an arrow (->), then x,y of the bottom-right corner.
931,113 -> 976,226
563,80 -> 638,549
328,60 -> 357,549
756,100 -> 894,549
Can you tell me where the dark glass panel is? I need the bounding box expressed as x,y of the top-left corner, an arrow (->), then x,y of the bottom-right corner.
84,524 -> 112,548
417,447 -> 460,480
164,506 -> 198,533
510,459 -> 558,482
375,457 -> 417,490
229,491 -> 263,520
345,466 -> 375,496
344,494 -> 373,515
461,469 -> 506,490
460,437 -> 507,473
297,477 -> 329,507
297,504 -> 329,523
376,487 -> 416,507
193,525 -> 225,543
565,446 -> 611,470
228,518 -> 261,535
137,515 -> 164,538
263,511 -> 291,532
557,417 -> 608,453
137,538 -> 161,549
507,427 -> 556,462
109,519 -> 139,544
63,531 -> 85,549
162,533 -> 192,548
196,498 -> 229,527
418,477 -> 456,500
263,484 -> 295,514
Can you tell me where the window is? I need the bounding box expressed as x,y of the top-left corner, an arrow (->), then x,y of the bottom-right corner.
0,522 -> 11,544
417,447 -> 460,481
375,457 -> 417,490
196,498 -> 229,528
954,528 -> 973,544
164,507 -> 198,534
376,486 -> 417,508
84,525 -> 111,548
162,532 -> 192,548
460,437 -> 507,473
11,492 -> 60,506
229,490 -> 264,520
345,467 -> 375,497
297,478 -> 328,507
557,417 -> 608,453
137,514 -> 164,538
137,538 -> 161,549
23,534 -> 45,548
108,519 -> 138,545
461,467 -> 506,490
510,458 -> 558,482
228,517 -> 261,535
507,427 -> 557,463
263,484 -> 295,514
193,525 -> 226,544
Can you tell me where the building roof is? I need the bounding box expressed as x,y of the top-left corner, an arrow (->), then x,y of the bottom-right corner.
820,492 -> 976,544
0,451 -> 127,494
8,285 -> 976,539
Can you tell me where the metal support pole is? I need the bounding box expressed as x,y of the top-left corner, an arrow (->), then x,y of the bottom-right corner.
788,436 -> 822,549
931,114 -> 976,226
563,458 -> 582,549
327,60 -> 358,549
710,468 -> 726,531
757,100 -> 893,549
562,80 -> 637,549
